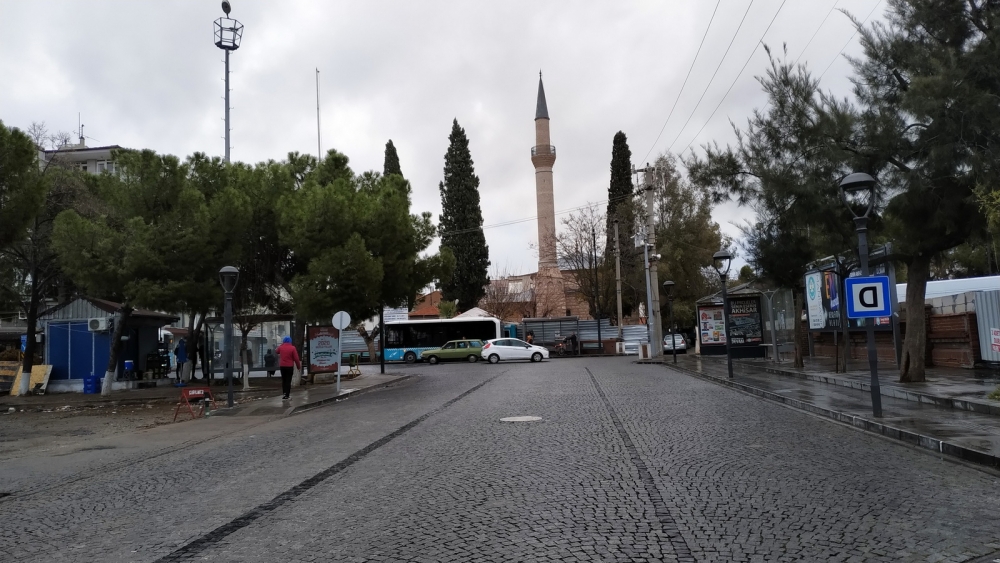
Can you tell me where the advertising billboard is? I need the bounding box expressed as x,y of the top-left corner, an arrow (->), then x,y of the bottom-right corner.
307,326 -> 341,374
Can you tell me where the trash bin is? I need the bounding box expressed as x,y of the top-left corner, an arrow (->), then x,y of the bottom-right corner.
124,360 -> 134,372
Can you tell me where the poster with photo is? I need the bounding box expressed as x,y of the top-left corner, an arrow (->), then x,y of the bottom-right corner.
727,297 -> 763,345
307,326 -> 341,374
698,306 -> 726,345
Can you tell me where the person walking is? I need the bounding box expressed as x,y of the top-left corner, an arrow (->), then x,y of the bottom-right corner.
174,338 -> 187,379
276,336 -> 301,400
263,348 -> 277,378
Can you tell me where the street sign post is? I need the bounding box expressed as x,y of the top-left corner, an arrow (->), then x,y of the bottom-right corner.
845,276 -> 892,319
330,311 -> 351,393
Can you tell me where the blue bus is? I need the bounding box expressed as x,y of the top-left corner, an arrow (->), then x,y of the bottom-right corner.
383,317 -> 502,362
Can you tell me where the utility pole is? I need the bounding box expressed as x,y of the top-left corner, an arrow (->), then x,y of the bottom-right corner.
639,163 -> 663,358
592,225 -> 602,348
614,219 -> 624,341
316,68 -> 322,161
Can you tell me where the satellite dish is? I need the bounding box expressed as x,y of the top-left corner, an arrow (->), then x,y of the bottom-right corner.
222,1 -> 231,15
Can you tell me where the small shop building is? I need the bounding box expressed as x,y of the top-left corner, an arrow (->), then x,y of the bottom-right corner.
38,297 -> 178,392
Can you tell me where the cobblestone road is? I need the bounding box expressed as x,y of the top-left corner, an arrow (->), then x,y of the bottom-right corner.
1,359 -> 998,562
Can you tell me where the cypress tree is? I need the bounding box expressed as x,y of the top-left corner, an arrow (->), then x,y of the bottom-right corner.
606,131 -> 635,258
438,119 -> 490,310
383,139 -> 402,177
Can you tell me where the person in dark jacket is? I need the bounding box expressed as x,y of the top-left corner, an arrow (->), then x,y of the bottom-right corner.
263,349 -> 277,378
276,336 -> 301,400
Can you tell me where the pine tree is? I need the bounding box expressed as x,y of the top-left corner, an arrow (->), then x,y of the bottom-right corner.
438,119 -> 490,310
383,139 -> 402,177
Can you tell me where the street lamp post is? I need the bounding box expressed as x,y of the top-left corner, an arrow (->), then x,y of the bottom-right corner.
762,289 -> 780,363
712,250 -> 734,379
840,172 -> 883,418
663,281 -> 676,364
214,1 -> 244,163
219,266 -> 239,408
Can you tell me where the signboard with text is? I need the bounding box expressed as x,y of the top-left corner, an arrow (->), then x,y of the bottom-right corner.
698,306 -> 726,346
727,297 -> 763,345
307,326 -> 340,374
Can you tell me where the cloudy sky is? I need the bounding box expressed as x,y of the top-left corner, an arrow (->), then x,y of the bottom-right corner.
1,0 -> 886,275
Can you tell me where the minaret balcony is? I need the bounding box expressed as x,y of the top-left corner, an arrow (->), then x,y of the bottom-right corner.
531,145 -> 556,157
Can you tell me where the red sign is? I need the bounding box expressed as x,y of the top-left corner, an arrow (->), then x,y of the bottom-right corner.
174,386 -> 215,421
991,328 -> 1000,353
308,326 -> 341,374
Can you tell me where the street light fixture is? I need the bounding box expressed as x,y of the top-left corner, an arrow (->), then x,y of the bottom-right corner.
663,280 -> 676,364
214,2 -> 244,163
839,172 -> 883,418
219,265 -> 239,407
712,250 -> 734,379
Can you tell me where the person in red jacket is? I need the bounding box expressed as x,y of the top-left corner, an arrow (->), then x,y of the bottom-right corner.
276,336 -> 301,400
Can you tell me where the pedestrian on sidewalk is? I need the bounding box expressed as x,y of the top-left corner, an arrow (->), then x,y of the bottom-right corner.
276,336 -> 301,400
174,338 -> 187,379
264,349 -> 277,378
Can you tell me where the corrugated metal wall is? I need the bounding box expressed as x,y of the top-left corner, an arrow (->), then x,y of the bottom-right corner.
975,291 -> 1000,363
40,299 -> 109,322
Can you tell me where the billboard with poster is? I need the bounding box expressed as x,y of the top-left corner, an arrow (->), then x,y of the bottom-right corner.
727,297 -> 763,344
698,306 -> 726,345
307,326 -> 341,374
805,268 -> 893,331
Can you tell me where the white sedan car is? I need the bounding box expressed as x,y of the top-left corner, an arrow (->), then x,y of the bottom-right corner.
481,338 -> 550,363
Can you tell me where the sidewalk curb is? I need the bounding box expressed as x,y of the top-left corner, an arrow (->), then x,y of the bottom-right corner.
735,361 -> 1000,417
662,363 -> 1000,469
287,374 -> 416,415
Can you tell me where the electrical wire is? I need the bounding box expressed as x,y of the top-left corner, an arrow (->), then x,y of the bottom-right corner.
639,0 -> 723,165
817,0 -> 883,82
677,0 -> 788,156
792,0 -> 840,68
664,0 -> 757,154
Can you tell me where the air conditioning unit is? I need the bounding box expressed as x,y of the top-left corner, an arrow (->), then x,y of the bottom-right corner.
88,318 -> 111,332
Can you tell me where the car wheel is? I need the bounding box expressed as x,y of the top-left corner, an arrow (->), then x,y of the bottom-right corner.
531,352 -> 543,363
427,355 -> 439,365
488,354 -> 500,364
404,351 -> 417,363
467,355 -> 478,363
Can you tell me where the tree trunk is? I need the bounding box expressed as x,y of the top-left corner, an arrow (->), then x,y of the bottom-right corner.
793,287 -> 804,368
101,305 -> 133,396
358,325 -> 379,365
899,254 -> 930,382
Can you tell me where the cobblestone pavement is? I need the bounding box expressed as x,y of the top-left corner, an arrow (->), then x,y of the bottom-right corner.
1,359 -> 998,562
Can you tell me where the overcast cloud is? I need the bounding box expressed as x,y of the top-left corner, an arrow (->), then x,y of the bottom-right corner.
0,0 -> 887,275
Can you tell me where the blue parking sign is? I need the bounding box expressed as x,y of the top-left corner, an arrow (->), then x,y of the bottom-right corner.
844,276 -> 892,319
20,334 -> 27,352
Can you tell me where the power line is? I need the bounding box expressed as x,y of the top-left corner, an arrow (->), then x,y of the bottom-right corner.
817,0 -> 883,82
678,0 -> 788,156
665,0 -> 757,154
792,0 -> 840,68
639,0 -> 723,165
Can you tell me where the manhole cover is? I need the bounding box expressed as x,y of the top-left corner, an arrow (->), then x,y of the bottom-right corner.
500,416 -> 543,422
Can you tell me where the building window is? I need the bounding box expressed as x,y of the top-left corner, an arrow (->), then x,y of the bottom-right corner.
79,163 -> 88,172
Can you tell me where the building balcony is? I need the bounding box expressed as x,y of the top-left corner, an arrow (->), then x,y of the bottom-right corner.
531,145 -> 556,157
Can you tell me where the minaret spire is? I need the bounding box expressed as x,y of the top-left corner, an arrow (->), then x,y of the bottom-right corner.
535,71 -> 549,120
530,71 -> 565,317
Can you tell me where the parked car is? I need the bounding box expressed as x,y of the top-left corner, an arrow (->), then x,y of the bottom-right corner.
421,340 -> 485,364
481,338 -> 550,363
663,333 -> 688,352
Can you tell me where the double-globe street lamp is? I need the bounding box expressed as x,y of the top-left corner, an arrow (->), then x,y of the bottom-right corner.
663,280 -> 676,364
712,250 -> 734,379
839,172 -> 883,418
219,266 -> 239,408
